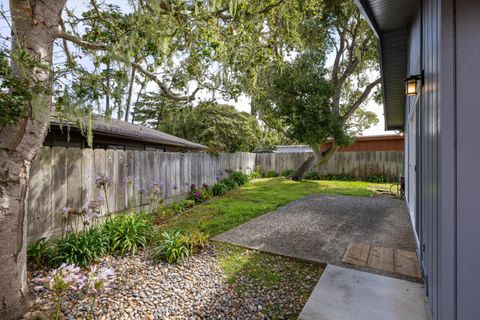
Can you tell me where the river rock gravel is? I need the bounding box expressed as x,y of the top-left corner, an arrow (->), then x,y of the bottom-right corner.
24,245 -> 319,320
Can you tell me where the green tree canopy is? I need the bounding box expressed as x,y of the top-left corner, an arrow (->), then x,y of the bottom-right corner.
159,102 -> 261,153
250,0 -> 380,179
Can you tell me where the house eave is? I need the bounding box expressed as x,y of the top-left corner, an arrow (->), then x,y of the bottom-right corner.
354,0 -> 418,131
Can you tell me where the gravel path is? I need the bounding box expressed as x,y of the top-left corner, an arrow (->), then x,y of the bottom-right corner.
25,245 -> 319,320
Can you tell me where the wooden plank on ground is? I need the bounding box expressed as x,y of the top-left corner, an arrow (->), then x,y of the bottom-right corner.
342,243 -> 371,267
395,249 -> 421,278
367,246 -> 395,273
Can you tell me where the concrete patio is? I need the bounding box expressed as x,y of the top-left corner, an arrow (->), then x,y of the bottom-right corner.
299,265 -> 430,320
214,193 -> 428,319
213,194 -> 416,270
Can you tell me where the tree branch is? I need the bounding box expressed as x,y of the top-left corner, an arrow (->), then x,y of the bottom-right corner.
54,30 -> 109,50
130,62 -> 200,101
58,20 -> 75,65
257,0 -> 286,14
54,31 -> 200,101
341,78 -> 381,122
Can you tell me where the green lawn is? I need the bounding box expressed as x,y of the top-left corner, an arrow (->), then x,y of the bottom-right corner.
162,177 -> 386,236
159,177 -> 387,319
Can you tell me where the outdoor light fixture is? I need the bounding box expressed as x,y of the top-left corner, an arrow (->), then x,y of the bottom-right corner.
405,71 -> 424,96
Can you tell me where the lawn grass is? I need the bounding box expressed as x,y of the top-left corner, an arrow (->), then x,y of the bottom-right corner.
161,177 -> 386,236
158,177 -> 386,319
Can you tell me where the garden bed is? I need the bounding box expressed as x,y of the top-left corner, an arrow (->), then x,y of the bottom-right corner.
25,244 -> 321,320
25,177 -> 385,319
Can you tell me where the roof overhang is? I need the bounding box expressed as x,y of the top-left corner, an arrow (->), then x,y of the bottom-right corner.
354,0 -> 417,130
50,117 -> 207,150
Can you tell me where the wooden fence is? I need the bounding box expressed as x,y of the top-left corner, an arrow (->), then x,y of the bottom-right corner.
255,151 -> 404,179
27,148 -> 402,242
27,147 -> 255,242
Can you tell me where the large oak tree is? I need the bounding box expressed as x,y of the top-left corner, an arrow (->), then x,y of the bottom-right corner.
252,0 -> 381,179
0,0 -> 321,317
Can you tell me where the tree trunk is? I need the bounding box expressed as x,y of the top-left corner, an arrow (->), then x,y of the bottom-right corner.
290,143 -> 339,181
0,1 -> 65,318
124,68 -> 136,122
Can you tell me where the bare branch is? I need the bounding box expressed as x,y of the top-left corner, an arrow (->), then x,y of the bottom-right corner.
341,78 -> 381,122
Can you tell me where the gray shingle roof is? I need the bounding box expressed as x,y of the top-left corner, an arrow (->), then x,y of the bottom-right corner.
50,116 -> 207,150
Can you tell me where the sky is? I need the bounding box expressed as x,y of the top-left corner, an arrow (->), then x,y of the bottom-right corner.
0,0 -> 390,136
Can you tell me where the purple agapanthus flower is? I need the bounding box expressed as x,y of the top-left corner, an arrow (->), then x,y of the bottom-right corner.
35,263 -> 87,292
61,207 -> 71,216
123,175 -> 138,185
190,183 -> 197,191
95,175 -> 111,189
202,183 -> 209,189
86,266 -> 115,295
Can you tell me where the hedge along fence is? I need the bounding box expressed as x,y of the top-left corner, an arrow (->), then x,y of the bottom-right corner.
27,147 -> 256,242
255,151 -> 404,180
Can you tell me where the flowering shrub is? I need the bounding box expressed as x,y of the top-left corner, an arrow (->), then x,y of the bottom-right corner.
95,175 -> 111,189
188,183 -> 210,204
85,267 -> 115,319
147,180 -> 164,213
34,264 -> 115,320
34,264 -> 87,319
95,174 -> 111,213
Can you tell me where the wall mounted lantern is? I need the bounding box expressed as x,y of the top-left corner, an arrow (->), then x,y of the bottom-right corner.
405,71 -> 424,96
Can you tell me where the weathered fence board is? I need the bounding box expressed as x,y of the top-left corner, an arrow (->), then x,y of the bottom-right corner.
27,148 -> 402,242
255,151 -> 403,180
28,148 -> 256,242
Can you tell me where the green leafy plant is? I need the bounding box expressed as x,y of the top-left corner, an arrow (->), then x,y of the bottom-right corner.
102,213 -> 153,256
281,169 -> 293,177
153,199 -> 196,225
52,228 -> 109,267
27,238 -> 54,267
366,174 -> 390,183
153,230 -> 190,264
181,199 -> 196,209
230,171 -> 249,186
181,230 -> 210,254
222,178 -> 238,190
264,170 -> 279,178
322,174 -> 355,181
304,172 -> 356,181
189,183 -> 211,204
304,171 -> 322,180
211,181 -> 229,196
249,170 -> 262,179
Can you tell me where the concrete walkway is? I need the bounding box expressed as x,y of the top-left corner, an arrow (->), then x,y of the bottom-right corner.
299,265 -> 430,320
213,194 -> 416,266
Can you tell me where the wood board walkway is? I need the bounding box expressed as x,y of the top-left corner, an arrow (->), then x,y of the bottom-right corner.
342,243 -> 421,279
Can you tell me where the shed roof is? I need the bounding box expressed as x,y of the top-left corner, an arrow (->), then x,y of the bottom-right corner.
354,0 -> 417,130
50,116 -> 207,150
